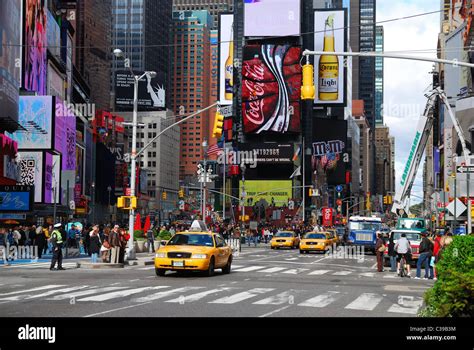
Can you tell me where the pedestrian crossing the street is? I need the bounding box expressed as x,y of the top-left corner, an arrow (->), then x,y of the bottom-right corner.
0,283 -> 425,315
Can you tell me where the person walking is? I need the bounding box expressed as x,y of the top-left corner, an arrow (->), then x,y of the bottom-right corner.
146,228 -> 155,253
264,228 -> 271,244
432,231 -> 443,280
109,225 -> 121,264
100,228 -> 111,262
416,232 -> 434,280
89,225 -> 101,263
395,233 -> 412,277
252,229 -> 258,247
49,223 -> 65,271
35,226 -> 46,259
387,231 -> 397,272
375,232 -> 386,272
118,229 -> 128,263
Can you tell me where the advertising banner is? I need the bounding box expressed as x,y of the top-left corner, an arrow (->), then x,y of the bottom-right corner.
219,14 -> 234,105
322,207 -> 334,227
18,151 -> 43,203
24,0 -> 47,95
312,118 -> 348,185
115,71 -> 166,111
239,180 -> 292,207
242,44 -> 301,134
244,0 -> 301,37
0,0 -> 22,132
0,185 -> 34,212
8,96 -> 54,149
55,98 -> 76,170
238,143 -> 293,164
46,9 -> 61,59
313,9 -> 347,106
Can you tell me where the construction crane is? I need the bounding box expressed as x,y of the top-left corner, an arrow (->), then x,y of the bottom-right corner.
391,86 -> 472,216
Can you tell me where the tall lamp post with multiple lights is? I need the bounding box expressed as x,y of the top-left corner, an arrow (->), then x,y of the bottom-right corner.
113,48 -> 156,260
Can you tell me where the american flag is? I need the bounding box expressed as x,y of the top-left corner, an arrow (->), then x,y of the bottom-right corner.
207,143 -> 222,157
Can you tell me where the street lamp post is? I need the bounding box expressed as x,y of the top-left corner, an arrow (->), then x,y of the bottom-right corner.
91,182 -> 95,224
202,140 -> 208,220
113,48 -> 156,260
240,164 -> 246,233
107,186 -> 112,224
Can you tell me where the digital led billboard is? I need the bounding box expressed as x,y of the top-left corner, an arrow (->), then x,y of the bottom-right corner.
18,151 -> 43,203
0,185 -> 34,212
55,98 -> 77,170
219,14 -> 234,105
240,180 -> 292,207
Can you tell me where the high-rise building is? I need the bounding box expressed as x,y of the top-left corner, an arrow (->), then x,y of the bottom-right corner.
172,10 -> 213,179
375,25 -> 384,125
353,100 -> 373,197
111,0 -> 172,109
375,125 -> 395,196
172,0 -> 234,29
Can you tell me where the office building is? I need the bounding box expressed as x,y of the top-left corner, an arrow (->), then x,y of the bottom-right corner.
173,0 -> 234,29
375,25 -> 384,125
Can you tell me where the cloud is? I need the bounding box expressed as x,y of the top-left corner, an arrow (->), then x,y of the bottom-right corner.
377,1 -> 439,204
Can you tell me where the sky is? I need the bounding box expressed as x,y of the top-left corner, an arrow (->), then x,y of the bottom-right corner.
376,0 -> 440,204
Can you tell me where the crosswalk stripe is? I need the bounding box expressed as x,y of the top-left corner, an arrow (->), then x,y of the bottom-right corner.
359,273 -> 376,278
258,267 -> 287,273
233,266 -> 266,272
209,288 -> 274,304
383,275 -> 398,279
165,287 -> 235,303
298,291 -> 340,308
230,265 -> 243,269
308,270 -> 331,275
47,287 -> 127,300
133,287 -> 203,303
253,291 -> 295,305
0,286 -> 89,301
282,268 -> 309,275
78,286 -> 168,302
332,271 -> 352,276
0,285 -> 66,297
345,293 -> 383,311
387,296 -> 423,315
137,267 -> 155,270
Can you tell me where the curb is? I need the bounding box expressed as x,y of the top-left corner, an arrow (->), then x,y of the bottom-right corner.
76,262 -> 124,269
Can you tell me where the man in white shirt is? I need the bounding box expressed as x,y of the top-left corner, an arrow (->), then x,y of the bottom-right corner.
395,233 -> 412,277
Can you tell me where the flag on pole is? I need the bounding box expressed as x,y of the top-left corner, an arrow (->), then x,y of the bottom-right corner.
292,145 -> 301,161
207,143 -> 221,157
290,166 -> 301,179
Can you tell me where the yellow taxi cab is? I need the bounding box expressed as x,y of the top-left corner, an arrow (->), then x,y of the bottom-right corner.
154,221 -> 232,277
299,232 -> 333,254
326,228 -> 340,246
270,231 -> 300,250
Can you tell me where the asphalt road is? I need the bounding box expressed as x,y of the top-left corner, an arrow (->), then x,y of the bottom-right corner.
0,245 -> 434,317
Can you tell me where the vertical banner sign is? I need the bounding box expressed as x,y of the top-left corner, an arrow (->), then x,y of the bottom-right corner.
219,14 -> 234,105
242,44 -> 301,134
322,207 -> 333,226
314,9 -> 347,106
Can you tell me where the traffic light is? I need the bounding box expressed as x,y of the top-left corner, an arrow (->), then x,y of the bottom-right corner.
388,195 -> 393,205
383,196 -> 388,205
162,191 -> 167,200
117,196 -> 125,208
117,196 -> 137,210
212,111 -> 224,138
301,57 -> 315,100
178,189 -> 184,198
309,188 -> 313,197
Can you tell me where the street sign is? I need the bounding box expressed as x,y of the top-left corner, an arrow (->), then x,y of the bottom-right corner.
446,198 -> 467,218
125,188 -> 131,196
335,185 -> 343,193
336,199 -> 342,206
456,166 -> 474,173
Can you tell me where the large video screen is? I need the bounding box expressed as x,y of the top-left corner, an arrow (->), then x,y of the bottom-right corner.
240,180 -> 292,207
314,9 -> 347,106
24,0 -> 47,95
244,0 -> 301,37
312,118 -> 348,186
219,14 -> 234,105
242,44 -> 301,134
55,98 -> 77,171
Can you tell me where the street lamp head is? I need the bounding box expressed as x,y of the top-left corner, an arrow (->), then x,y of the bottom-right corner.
113,49 -> 124,58
147,71 -> 157,79
202,140 -> 208,148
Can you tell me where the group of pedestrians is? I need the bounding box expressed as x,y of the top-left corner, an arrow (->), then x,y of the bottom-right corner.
374,228 -> 454,279
0,225 -> 54,259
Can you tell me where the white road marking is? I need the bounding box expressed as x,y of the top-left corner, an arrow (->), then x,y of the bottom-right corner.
383,275 -> 398,279
0,285 -> 66,297
257,267 -> 287,273
233,266 -> 266,272
345,293 -> 383,311
209,288 -> 274,304
253,291 -> 296,305
230,265 -> 243,270
370,263 -> 377,269
298,291 -> 340,308
285,258 -> 298,261
137,267 -> 155,270
282,268 -> 309,275
165,287 -> 235,303
133,287 -> 203,303
308,270 -> 331,275
78,286 -> 168,302
332,271 -> 352,276
387,296 -> 423,315
84,302 -> 152,317
259,305 -> 291,318
359,273 -> 376,278
0,286 -> 90,301
47,286 -> 127,300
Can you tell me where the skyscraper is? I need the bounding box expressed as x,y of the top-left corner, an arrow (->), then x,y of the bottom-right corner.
375,25 -> 384,125
173,0 -> 234,29
111,0 -> 172,109
172,10 -> 213,179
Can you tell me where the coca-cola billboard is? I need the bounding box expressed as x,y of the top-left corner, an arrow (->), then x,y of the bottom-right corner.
242,44 -> 301,134
322,207 -> 334,227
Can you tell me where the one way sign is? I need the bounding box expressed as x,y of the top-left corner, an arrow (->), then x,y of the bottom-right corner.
457,166 -> 474,173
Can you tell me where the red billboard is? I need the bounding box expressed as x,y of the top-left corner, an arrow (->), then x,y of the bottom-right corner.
322,207 -> 334,227
242,44 -> 301,134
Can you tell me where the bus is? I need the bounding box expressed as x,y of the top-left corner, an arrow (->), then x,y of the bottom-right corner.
396,217 -> 427,234
347,216 -> 383,252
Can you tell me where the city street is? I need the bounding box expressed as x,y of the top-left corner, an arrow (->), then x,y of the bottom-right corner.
0,246 -> 433,317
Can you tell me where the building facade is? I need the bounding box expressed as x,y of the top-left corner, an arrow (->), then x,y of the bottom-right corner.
375,25 -> 384,125
172,0 -> 234,29
375,125 -> 395,197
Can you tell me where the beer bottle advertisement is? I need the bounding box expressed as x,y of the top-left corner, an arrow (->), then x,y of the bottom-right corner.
219,14 -> 234,105
313,10 -> 346,106
225,24 -> 234,100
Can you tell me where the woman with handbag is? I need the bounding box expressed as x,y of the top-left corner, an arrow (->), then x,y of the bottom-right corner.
100,230 -> 111,263
375,232 -> 386,272
89,225 -> 101,263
